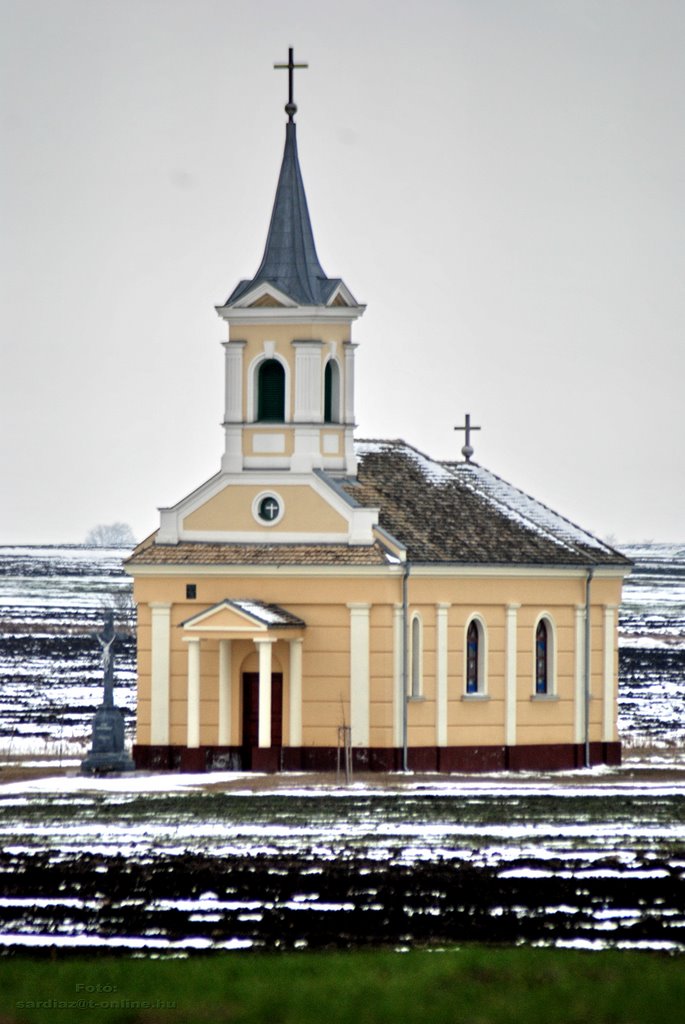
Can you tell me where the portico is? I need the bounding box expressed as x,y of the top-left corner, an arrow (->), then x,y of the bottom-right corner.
172,599 -> 305,771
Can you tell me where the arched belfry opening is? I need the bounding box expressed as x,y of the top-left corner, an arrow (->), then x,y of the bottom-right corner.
257,359 -> 285,422
324,360 -> 341,423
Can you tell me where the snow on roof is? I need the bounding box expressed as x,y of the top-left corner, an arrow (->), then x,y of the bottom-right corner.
452,463 -> 611,555
230,600 -> 302,627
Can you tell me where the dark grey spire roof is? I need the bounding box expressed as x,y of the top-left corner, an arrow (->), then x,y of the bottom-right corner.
226,122 -> 343,307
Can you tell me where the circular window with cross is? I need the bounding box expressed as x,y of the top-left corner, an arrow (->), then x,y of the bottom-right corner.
253,492 -> 284,527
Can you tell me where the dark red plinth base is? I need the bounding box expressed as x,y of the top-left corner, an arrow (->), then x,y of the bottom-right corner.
133,742 -> 622,774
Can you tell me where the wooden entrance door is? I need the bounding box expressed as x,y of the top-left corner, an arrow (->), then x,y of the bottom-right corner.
241,673 -> 283,768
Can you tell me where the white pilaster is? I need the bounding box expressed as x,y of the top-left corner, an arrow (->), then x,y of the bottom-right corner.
505,604 -> 520,747
149,603 -> 171,745
574,605 -> 585,744
255,638 -> 275,748
223,340 -> 246,422
186,637 -> 201,749
293,341 -> 324,421
348,603 -> 370,747
218,639 -> 232,746
392,604 -> 403,748
222,424 -> 244,473
343,342 -> 357,425
288,639 -> 303,747
603,606 -> 617,742
436,603 -> 450,747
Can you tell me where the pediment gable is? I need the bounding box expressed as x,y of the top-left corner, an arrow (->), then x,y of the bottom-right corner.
181,599 -> 305,633
232,281 -> 297,309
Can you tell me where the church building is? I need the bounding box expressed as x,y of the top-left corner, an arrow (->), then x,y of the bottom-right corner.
126,52 -> 631,773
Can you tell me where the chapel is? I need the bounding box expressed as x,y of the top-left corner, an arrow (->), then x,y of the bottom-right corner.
125,51 -> 631,773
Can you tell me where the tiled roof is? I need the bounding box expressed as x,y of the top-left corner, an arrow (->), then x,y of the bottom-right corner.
127,442 -> 630,571
345,440 -> 631,567
126,540 -> 389,568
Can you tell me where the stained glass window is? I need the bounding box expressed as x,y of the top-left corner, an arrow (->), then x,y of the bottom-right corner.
536,620 -> 548,694
466,620 -> 479,693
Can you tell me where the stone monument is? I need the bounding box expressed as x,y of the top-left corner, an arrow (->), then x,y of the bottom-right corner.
81,609 -> 135,773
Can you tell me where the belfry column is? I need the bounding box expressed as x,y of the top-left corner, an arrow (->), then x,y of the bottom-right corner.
221,340 -> 246,473
343,342 -> 358,473
255,638 -> 275,747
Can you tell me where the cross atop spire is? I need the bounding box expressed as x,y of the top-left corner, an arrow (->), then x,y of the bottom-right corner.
274,46 -> 308,122
454,413 -> 481,462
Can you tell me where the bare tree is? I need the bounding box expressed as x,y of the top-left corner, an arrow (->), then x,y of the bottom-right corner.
85,522 -> 136,547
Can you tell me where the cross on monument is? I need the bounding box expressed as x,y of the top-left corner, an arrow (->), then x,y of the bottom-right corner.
274,46 -> 308,122
93,609 -> 123,707
454,413 -> 481,463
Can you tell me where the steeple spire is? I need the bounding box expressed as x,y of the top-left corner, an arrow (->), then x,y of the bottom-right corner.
223,49 -> 351,309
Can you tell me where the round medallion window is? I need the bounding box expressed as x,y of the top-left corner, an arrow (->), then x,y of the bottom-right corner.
253,492 -> 284,526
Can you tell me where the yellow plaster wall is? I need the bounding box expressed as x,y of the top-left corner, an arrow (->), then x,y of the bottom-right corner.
182,484 -> 348,534
131,568 -> 625,752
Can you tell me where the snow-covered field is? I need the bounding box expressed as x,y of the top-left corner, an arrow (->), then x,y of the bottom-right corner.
0,542 -> 683,756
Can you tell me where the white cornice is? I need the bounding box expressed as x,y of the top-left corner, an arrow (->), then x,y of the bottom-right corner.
215,305 -> 366,325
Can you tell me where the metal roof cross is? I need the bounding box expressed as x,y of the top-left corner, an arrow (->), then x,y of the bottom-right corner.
274,47 -> 308,122
454,413 -> 481,462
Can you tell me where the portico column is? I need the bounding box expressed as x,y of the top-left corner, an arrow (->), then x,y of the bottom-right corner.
255,638 -> 275,748
186,637 -> 201,749
288,639 -> 303,747
149,602 -> 171,745
603,606 -> 617,742
436,603 -> 450,747
218,639 -> 232,746
505,604 -> 520,747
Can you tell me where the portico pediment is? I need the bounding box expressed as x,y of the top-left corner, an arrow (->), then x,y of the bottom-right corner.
181,599 -> 305,636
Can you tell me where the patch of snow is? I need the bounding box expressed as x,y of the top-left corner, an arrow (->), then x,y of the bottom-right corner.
454,464 -> 610,554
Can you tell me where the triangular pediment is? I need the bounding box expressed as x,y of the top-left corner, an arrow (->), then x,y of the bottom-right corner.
181,599 -> 305,634
326,281 -> 359,308
250,293 -> 286,308
232,281 -> 298,309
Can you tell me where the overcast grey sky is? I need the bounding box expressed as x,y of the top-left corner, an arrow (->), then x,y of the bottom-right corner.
2,0 -> 683,545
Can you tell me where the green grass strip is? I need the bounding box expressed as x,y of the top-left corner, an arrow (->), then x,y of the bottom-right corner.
1,947 -> 683,1023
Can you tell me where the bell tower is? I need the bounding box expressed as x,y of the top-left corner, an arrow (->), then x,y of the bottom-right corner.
215,48 -> 365,476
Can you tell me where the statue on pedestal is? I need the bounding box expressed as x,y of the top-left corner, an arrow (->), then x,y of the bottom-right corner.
81,610 -> 135,774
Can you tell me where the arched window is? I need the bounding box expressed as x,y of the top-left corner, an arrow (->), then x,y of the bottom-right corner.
324,360 -> 340,423
257,359 -> 285,422
535,619 -> 549,694
466,620 -> 479,694
410,614 -> 422,698
464,616 -> 487,696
